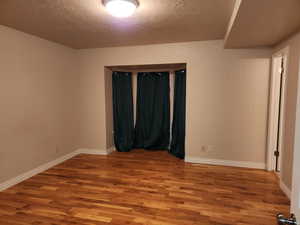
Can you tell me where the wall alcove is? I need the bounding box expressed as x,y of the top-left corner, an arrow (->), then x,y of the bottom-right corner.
104,63 -> 187,152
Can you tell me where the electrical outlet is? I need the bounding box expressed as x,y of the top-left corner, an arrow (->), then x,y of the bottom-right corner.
207,145 -> 215,152
201,145 -> 215,153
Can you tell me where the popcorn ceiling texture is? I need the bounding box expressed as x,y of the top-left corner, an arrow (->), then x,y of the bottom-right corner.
0,0 -> 235,49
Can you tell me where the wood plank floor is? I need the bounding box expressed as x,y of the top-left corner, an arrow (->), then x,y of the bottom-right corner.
0,150 -> 290,225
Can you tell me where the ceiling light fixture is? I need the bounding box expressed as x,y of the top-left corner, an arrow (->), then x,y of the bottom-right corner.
103,0 -> 139,18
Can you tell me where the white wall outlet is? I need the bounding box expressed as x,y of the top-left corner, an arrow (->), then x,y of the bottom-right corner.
207,145 -> 215,152
201,145 -> 215,153
201,145 -> 208,152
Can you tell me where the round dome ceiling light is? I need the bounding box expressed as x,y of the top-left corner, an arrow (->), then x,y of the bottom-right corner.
103,0 -> 139,18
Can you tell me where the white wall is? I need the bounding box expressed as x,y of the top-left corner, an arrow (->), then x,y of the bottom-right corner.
78,40 -> 271,165
104,67 -> 114,149
0,25 -> 80,183
0,25 -> 272,184
274,31 -> 300,189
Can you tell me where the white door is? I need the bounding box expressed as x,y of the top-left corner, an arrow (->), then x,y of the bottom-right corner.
267,55 -> 284,171
267,48 -> 289,173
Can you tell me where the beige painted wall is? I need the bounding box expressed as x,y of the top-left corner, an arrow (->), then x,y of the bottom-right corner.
274,32 -> 300,189
78,40 -> 271,164
104,68 -> 114,149
0,25 -> 80,183
0,25 -> 273,184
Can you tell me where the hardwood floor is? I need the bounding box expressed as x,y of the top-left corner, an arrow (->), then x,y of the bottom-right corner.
0,150 -> 289,225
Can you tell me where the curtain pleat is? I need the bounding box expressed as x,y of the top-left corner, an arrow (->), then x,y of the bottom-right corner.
170,69 -> 186,159
134,72 -> 170,150
112,71 -> 134,152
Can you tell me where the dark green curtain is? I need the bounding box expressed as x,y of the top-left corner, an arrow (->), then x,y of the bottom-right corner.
112,71 -> 134,152
134,72 -> 170,150
170,69 -> 186,159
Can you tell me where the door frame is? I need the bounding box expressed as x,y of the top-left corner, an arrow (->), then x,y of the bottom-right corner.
266,47 -> 289,172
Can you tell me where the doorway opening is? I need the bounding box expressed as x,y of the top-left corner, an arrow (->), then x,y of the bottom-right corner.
267,48 -> 289,174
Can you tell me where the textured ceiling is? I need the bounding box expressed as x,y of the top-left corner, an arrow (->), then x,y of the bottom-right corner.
0,0 -> 235,49
225,0 -> 300,48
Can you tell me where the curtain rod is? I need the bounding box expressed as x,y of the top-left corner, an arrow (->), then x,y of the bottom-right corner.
112,68 -> 186,73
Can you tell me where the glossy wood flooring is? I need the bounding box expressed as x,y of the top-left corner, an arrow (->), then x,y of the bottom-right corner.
0,150 -> 290,225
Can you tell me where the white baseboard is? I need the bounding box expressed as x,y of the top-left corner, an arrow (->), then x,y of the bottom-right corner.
0,148 -> 114,192
76,148 -> 108,155
106,146 -> 116,154
185,157 -> 266,170
280,179 -> 291,199
0,151 -> 78,192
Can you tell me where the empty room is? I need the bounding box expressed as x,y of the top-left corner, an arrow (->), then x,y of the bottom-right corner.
1,0 -> 300,224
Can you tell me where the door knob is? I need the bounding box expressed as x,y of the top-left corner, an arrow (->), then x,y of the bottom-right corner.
277,213 -> 297,225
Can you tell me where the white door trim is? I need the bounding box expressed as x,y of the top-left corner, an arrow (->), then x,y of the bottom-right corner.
266,47 -> 289,172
